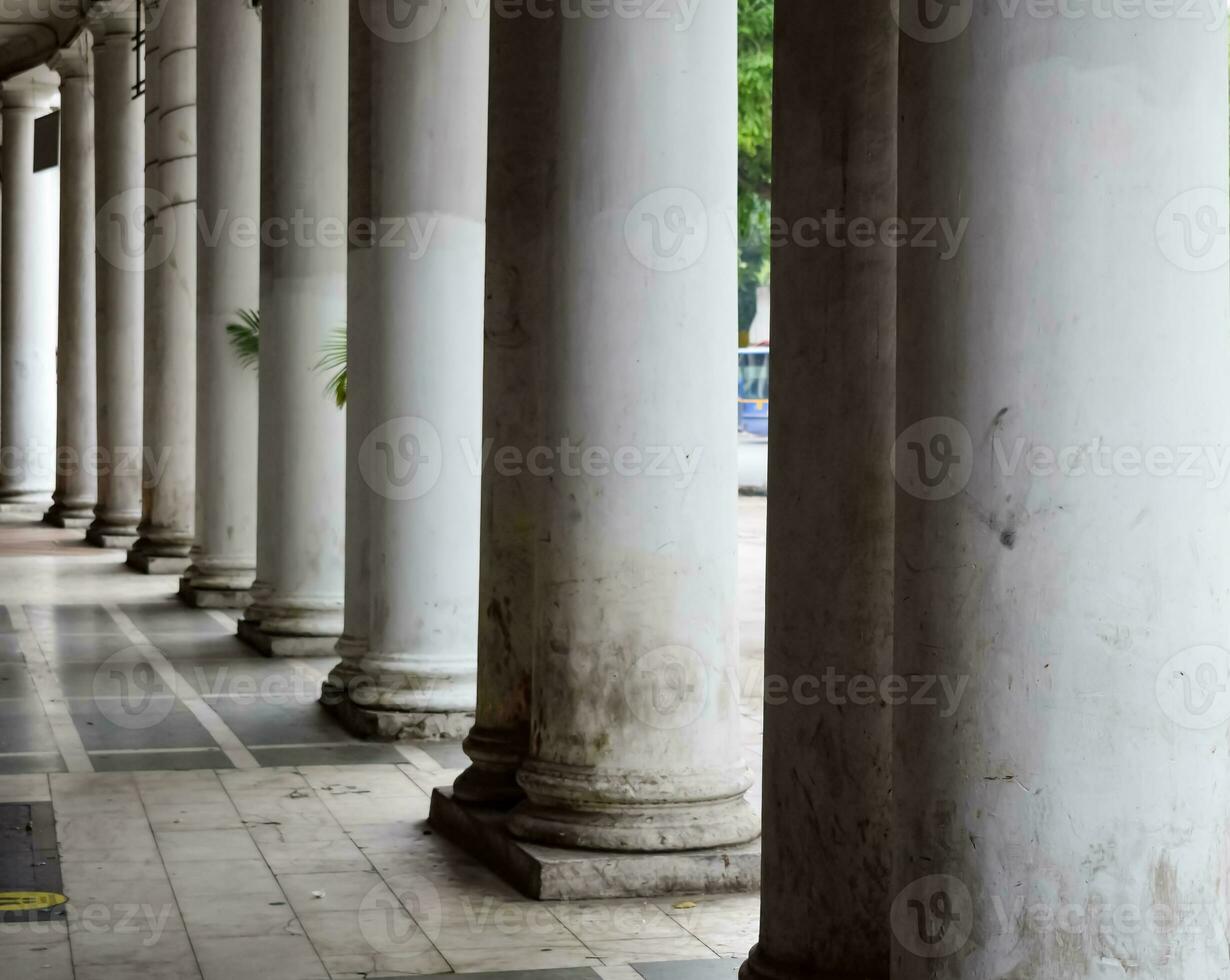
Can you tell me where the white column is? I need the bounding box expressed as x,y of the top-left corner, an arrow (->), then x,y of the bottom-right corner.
507,5 -> 758,851
138,7 -> 160,537
180,0 -> 259,606
129,0 -> 196,574
892,17 -> 1230,980
452,9 -> 558,803
324,0 -> 486,738
742,4 -> 896,977
238,0 -> 346,657
45,41 -> 97,528
0,74 -> 60,510
87,2 -> 144,549
323,0 -> 374,708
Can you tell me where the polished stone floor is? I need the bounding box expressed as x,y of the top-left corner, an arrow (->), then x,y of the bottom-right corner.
0,501 -> 766,979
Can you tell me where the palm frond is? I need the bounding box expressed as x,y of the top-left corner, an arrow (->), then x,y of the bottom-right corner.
315,326 -> 348,408
226,308 -> 261,370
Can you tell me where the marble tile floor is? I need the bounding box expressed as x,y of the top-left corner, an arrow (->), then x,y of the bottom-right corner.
0,768 -> 759,979
0,505 -> 767,977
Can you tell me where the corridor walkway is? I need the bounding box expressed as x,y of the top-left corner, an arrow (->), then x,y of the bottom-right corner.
0,501 -> 766,979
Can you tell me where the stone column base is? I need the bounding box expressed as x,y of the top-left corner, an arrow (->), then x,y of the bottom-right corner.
237,617 -> 341,658
178,578 -> 252,609
428,787 -> 760,901
126,551 -> 192,575
44,501 -> 96,528
321,696 -> 473,740
452,725 -> 526,806
44,512 -> 94,529
85,527 -> 138,549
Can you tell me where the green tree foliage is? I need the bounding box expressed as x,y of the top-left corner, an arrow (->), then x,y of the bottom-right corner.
226,309 -> 347,409
315,328 -> 348,409
226,309 -> 261,370
738,0 -> 774,333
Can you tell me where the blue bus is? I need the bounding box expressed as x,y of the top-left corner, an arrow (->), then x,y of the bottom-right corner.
738,347 -> 769,437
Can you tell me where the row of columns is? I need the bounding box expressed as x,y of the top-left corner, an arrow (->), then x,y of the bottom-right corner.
210,0 -> 756,848
0,0 -> 201,572
2,1 -> 1228,976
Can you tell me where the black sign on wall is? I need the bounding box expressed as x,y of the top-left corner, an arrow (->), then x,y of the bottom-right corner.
33,111 -> 60,173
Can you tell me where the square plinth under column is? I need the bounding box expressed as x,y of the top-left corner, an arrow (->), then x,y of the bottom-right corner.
85,530 -> 138,550
177,580 -> 252,610
236,617 -> 341,658
125,552 -> 192,576
322,697 -> 474,740
44,514 -> 93,529
428,787 -> 761,901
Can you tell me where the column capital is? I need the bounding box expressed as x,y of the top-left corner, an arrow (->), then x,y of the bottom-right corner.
50,36 -> 93,81
86,0 -> 139,42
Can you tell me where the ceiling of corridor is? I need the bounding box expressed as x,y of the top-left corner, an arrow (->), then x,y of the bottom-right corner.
0,0 -> 90,81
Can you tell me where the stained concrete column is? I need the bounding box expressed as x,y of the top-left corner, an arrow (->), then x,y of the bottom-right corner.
238,0 -> 346,657
180,0 -> 259,606
129,0 -> 196,574
325,0 -> 486,738
451,7 -> 560,804
322,0 -> 374,710
0,74 -> 60,510
506,3 -> 758,852
45,41 -> 97,528
87,1 -> 144,549
740,4 -> 896,978
892,16 -> 1230,979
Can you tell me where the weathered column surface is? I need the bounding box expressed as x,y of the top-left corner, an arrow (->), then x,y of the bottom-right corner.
322,0 -> 374,713
741,3 -> 896,978
452,7 -> 560,803
88,1 -> 144,549
129,0 -> 197,574
238,0 -> 347,657
45,41 -> 98,528
892,15 -> 1230,980
505,3 -> 758,854
180,0 -> 259,606
326,0 -> 487,738
0,73 -> 60,510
